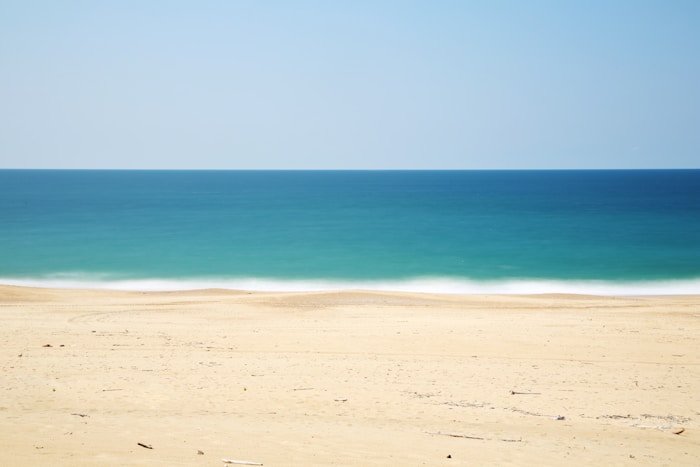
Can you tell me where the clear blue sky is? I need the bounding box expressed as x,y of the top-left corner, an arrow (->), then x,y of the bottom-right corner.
1,1 -> 698,169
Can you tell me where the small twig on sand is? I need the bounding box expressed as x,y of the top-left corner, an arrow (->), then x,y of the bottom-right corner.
137,442 -> 153,449
424,431 -> 485,440
222,459 -> 263,465
424,431 -> 522,443
510,390 -> 541,395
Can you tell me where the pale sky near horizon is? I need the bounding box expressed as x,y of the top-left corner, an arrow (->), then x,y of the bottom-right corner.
1,1 -> 698,169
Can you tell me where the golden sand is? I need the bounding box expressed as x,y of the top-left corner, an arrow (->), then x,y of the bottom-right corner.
1,286 -> 698,466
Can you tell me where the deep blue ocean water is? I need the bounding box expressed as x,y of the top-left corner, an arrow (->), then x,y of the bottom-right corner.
1,170 -> 699,294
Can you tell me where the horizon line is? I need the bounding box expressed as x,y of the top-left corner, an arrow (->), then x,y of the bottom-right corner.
2,167 -> 699,172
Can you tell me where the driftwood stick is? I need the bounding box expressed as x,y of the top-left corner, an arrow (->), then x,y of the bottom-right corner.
221,459 -> 263,465
425,431 -> 522,443
424,431 -> 485,440
137,442 -> 153,449
510,390 -> 541,395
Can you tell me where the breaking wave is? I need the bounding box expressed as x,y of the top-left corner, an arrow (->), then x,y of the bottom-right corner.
1,273 -> 699,295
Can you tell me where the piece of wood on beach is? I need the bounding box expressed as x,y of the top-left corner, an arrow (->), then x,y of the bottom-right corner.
137,442 -> 153,449
425,431 -> 522,443
424,431 -> 485,440
510,390 -> 541,395
222,459 -> 263,465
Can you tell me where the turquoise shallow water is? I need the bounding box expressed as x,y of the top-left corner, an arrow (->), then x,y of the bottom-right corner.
1,170 -> 699,294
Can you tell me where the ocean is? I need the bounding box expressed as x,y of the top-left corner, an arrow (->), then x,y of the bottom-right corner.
1,169 -> 699,295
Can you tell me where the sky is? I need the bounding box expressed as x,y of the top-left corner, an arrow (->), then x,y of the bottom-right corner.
1,1 -> 698,169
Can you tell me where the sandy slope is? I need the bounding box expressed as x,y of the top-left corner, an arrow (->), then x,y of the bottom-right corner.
1,286 -> 698,466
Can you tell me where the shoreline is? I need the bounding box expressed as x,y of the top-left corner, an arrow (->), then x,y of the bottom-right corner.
1,285 -> 698,465
1,276 -> 699,296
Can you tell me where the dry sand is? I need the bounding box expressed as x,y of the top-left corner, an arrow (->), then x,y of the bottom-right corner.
1,285 -> 698,466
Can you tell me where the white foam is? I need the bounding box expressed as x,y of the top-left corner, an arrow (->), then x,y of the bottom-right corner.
1,274 -> 699,295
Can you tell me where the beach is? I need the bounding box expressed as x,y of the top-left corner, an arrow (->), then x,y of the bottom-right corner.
1,286 -> 698,465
